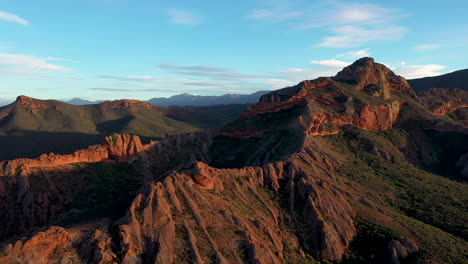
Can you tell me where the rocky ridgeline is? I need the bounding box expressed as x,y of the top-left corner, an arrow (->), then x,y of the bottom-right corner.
0,57 -> 464,263
0,134 -> 153,243
418,88 -> 468,116
99,99 -> 158,111
0,134 -> 150,177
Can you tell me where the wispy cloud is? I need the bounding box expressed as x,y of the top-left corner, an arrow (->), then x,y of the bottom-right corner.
336,48 -> 371,59
275,68 -> 339,85
248,1 -> 407,48
0,10 -> 29,25
91,87 -> 179,92
310,59 -> 350,68
414,44 -> 441,51
393,64 -> 446,79
248,9 -> 302,22
160,63 -> 268,80
0,53 -> 69,75
181,81 -> 223,87
46,57 -> 80,63
318,24 -> 407,48
97,75 -> 162,82
166,9 -> 203,25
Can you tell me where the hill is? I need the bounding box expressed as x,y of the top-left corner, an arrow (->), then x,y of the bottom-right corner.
0,97 -> 247,160
409,69 -> 468,92
0,58 -> 466,264
148,91 -> 270,106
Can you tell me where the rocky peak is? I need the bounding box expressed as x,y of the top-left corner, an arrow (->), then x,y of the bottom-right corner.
14,95 -> 53,112
334,57 -> 414,98
16,95 -> 32,101
99,99 -> 156,110
15,95 -> 35,105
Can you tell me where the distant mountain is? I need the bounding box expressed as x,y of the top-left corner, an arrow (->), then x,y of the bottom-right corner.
409,69 -> 468,92
66,98 -> 102,105
148,91 -> 270,107
0,96 -> 247,160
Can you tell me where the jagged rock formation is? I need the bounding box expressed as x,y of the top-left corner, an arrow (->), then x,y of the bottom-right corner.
0,134 -> 150,177
0,58 -> 467,264
387,237 -> 419,264
418,88 -> 468,126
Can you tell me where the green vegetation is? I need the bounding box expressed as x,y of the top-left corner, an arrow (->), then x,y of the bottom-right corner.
0,98 -> 246,160
326,127 -> 468,263
52,162 -> 143,226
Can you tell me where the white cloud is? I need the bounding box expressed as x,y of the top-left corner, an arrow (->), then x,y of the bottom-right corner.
319,25 -> 407,48
310,59 -> 350,68
46,57 -> 80,63
249,1 -> 407,48
0,10 -> 29,25
280,68 -> 338,83
0,53 -> 69,74
297,3 -> 399,30
336,48 -> 371,59
414,44 -> 441,51
167,9 -> 203,25
248,9 -> 303,22
393,64 -> 446,79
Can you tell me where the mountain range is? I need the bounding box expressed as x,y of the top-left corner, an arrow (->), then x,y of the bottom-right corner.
63,91 -> 270,107
147,91 -> 270,107
0,97 -> 247,160
0,58 -> 466,264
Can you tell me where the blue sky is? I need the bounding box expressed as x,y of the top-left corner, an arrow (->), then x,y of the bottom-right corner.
0,0 -> 467,103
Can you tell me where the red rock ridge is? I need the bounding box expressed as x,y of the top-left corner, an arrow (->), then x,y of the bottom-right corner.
334,57 -> 413,97
306,101 -> 402,135
418,88 -> 468,116
243,78 -> 333,117
99,99 -> 158,111
14,95 -> 56,114
0,133 -> 153,176
119,138 -> 357,263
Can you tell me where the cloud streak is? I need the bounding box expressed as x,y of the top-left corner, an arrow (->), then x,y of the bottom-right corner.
0,53 -> 69,75
394,64 -> 446,79
249,1 -> 407,48
310,59 -> 350,68
166,9 -> 203,25
336,49 -> 371,59
160,63 -> 268,80
91,87 -> 179,92
0,10 -> 29,25
414,44 -> 441,51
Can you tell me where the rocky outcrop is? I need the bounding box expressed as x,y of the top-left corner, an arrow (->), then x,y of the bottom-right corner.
117,135 -> 356,262
14,95 -> 57,114
0,133 -> 151,177
100,99 -> 158,111
0,133 -> 150,242
306,101 -> 402,134
334,57 -> 414,98
0,225 -> 117,264
418,88 -> 468,118
0,227 -> 74,264
244,78 -> 333,117
2,57 -> 464,264
387,237 -> 419,264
